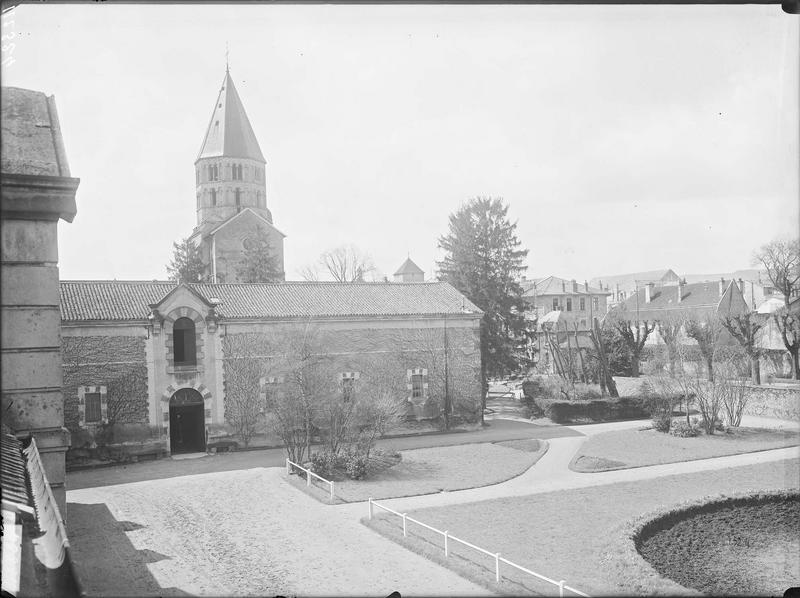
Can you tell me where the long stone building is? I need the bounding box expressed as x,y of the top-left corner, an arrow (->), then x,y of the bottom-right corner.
60,281 -> 482,453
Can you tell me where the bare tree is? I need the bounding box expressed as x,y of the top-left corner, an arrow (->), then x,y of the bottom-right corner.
721,312 -> 765,385
319,244 -> 377,282
685,315 -> 724,382
656,314 -> 684,377
608,307 -> 656,378
587,317 -> 619,398
754,237 -> 800,379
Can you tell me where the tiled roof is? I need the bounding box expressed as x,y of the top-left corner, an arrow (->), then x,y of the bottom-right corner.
521,275 -> 608,297
196,70 -> 265,162
60,281 -> 482,322
1,433 -> 32,514
618,280 -> 747,319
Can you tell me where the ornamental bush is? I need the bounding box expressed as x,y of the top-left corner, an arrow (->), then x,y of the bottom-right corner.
535,397 -> 650,424
669,419 -> 699,438
344,451 -> 368,480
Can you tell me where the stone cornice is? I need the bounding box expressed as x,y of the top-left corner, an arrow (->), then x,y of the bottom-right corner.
1,173 -> 79,223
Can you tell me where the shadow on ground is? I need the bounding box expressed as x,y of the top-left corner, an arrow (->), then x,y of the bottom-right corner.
67,503 -> 190,597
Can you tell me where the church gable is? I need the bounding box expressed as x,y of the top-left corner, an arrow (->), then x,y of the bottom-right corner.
209,209 -> 285,283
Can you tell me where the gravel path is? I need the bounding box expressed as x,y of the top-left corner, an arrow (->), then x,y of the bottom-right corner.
67,468 -> 491,597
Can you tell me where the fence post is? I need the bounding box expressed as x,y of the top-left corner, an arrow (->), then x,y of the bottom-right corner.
368,498 -> 373,520
495,553 -> 501,582
306,468 -> 311,487
329,481 -> 334,503
285,458 -> 290,475
444,530 -> 449,557
402,513 -> 407,537
559,580 -> 565,597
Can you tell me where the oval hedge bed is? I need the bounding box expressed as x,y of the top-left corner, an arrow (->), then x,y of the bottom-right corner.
607,491 -> 800,596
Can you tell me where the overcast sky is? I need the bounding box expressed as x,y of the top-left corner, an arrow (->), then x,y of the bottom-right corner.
2,4 -> 798,283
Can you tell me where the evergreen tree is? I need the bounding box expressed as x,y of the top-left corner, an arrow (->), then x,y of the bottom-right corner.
437,197 -> 531,413
237,228 -> 282,283
166,238 -> 205,283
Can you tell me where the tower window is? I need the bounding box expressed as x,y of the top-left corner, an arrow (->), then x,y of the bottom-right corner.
255,168 -> 261,182
211,189 -> 216,206
235,164 -> 242,180
173,317 -> 197,366
196,169 -> 200,185
235,188 -> 241,210
256,190 -> 262,207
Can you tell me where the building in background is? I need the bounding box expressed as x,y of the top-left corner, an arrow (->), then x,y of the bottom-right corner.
393,257 -> 425,282
1,86 -> 79,518
188,67 -> 286,283
590,268 -> 681,307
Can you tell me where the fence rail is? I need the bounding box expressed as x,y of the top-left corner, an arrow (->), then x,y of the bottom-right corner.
368,498 -> 590,597
286,458 -> 335,503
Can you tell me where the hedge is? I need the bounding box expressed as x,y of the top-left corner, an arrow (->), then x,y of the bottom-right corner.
536,397 -> 650,424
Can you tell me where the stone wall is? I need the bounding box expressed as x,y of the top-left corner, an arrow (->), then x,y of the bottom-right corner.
61,335 -> 149,433
221,322 -> 482,424
742,384 -> 800,422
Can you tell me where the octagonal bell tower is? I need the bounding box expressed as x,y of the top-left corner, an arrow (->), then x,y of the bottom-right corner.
194,67 -> 272,227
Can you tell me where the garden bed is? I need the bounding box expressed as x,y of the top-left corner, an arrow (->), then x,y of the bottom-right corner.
637,491 -> 800,596
363,459 -> 799,596
292,440 -> 547,503
570,426 -> 800,472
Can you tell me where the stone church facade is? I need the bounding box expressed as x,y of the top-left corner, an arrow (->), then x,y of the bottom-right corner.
59,69 -> 483,455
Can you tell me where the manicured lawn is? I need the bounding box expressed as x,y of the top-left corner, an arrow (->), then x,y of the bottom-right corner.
571,427 -> 800,472
363,459 -> 800,596
295,440 -> 546,503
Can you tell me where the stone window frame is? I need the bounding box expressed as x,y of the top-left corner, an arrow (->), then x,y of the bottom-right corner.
566,297 -> 573,312
406,368 -> 429,402
164,307 -> 206,375
78,385 -> 108,428
580,297 -> 586,311
339,371 -> 360,403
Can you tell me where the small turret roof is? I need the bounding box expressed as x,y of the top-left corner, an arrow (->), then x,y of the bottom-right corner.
196,69 -> 265,163
394,257 -> 424,276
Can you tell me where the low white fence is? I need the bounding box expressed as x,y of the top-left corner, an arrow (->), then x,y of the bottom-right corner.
285,458 -> 335,503
368,498 -> 590,597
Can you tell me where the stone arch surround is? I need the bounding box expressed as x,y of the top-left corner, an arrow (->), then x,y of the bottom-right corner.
164,306 -> 207,371
161,382 -> 214,437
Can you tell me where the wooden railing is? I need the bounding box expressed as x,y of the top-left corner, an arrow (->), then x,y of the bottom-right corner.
368,498 -> 590,597
285,458 -> 335,503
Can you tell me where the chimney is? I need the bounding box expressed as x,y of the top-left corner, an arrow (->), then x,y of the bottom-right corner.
677,280 -> 683,303
719,277 -> 726,297
562,280 -> 566,293
584,280 -> 589,292
644,282 -> 654,303
572,279 -> 578,293
738,277 -> 744,292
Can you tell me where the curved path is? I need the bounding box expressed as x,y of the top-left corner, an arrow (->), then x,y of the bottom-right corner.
66,418 -> 799,597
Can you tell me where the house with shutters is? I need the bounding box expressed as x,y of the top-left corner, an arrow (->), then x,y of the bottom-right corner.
60,281 -> 483,454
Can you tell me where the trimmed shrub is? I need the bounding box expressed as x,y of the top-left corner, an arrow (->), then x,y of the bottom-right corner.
669,419 -> 700,438
344,452 -> 368,480
536,397 -> 650,424
652,414 -> 671,433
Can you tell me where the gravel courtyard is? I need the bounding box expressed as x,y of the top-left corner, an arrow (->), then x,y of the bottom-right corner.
67,467 -> 490,597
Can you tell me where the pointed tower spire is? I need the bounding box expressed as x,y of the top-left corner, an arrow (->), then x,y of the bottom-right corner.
196,70 -> 265,163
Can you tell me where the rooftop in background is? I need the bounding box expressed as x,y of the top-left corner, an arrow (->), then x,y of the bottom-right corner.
394,257 -> 424,276
618,279 -> 748,319
196,70 -> 265,163
521,275 -> 610,297
1,86 -> 72,178
60,281 -> 482,322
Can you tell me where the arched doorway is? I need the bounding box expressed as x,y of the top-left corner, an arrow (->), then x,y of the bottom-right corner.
169,388 -> 206,453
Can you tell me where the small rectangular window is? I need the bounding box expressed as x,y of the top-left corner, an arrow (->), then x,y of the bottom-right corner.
566,298 -> 572,311
411,374 -> 424,399
580,297 -> 586,311
552,298 -> 559,311
342,377 -> 355,402
593,297 -> 599,311
85,392 -> 102,424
